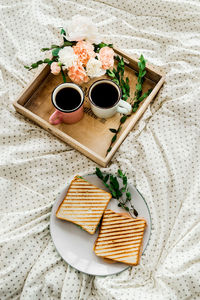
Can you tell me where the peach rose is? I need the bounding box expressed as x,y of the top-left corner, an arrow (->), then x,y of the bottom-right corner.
99,47 -> 115,70
73,41 -> 95,66
50,62 -> 61,75
68,61 -> 89,85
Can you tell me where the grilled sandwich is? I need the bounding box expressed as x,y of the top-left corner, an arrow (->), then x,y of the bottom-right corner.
94,209 -> 146,265
56,175 -> 112,234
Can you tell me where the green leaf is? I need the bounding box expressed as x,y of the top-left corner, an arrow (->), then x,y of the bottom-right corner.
31,63 -> 38,69
112,78 -> 119,85
52,47 -> 61,57
106,70 -> 115,78
119,203 -> 126,210
107,147 -> 112,153
108,186 -> 117,198
138,55 -> 146,71
120,58 -> 124,67
98,42 -> 107,48
141,70 -> 146,77
120,115 -> 127,124
44,58 -> 51,63
115,55 -> 121,62
95,167 -> 104,180
36,60 -> 43,65
132,103 -> 139,112
138,61 -> 142,69
126,191 -> 131,200
131,206 -> 138,217
125,78 -> 130,92
111,134 -> 117,143
110,175 -> 119,190
122,94 -> 128,101
117,64 -> 121,73
63,41 -> 73,46
138,89 -> 152,102
41,47 -> 50,52
93,42 -> 113,53
122,175 -> 127,186
51,44 -> 59,49
24,65 -> 30,69
124,206 -> 129,211
103,182 -> 109,189
104,174 -> 109,183
60,28 -> 66,36
122,85 -> 126,94
109,128 -> 117,133
136,83 -> 142,91
116,189 -> 122,198
61,67 -> 66,83
139,54 -> 146,64
118,169 -> 123,177
120,186 -> 126,193
132,88 -> 152,113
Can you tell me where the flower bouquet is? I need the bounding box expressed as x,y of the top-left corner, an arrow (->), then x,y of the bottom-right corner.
24,15 -> 115,85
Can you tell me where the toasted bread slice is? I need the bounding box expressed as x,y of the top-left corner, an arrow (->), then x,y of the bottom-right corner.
94,209 -> 146,265
56,176 -> 112,234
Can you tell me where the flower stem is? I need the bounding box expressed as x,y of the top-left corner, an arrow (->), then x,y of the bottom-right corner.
61,67 -> 66,83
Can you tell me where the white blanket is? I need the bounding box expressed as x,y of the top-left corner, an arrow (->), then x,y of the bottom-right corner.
0,0 -> 200,299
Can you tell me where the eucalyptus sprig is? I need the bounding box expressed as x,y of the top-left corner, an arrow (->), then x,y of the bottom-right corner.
106,115 -> 126,153
41,28 -> 76,56
24,28 -> 75,71
24,58 -> 53,71
95,167 -> 138,217
106,54 -> 152,153
132,55 -> 152,112
106,56 -> 130,101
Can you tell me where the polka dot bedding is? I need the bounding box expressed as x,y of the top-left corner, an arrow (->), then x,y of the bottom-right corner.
0,0 -> 200,299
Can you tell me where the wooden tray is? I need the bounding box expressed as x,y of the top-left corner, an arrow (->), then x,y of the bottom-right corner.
13,47 -> 165,167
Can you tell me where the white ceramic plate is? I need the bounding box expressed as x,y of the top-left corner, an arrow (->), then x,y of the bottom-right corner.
50,173 -> 151,276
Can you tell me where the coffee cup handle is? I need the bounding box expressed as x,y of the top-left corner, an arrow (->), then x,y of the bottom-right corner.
117,99 -> 132,115
49,110 -> 63,125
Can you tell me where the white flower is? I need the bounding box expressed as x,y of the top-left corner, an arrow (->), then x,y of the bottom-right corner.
86,57 -> 106,78
58,47 -> 78,70
67,15 -> 101,44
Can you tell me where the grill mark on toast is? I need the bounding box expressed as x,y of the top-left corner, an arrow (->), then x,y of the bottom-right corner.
56,176 -> 112,234
94,209 -> 146,265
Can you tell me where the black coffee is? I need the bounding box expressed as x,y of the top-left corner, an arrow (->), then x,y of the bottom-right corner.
55,88 -> 81,111
91,83 -> 119,108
